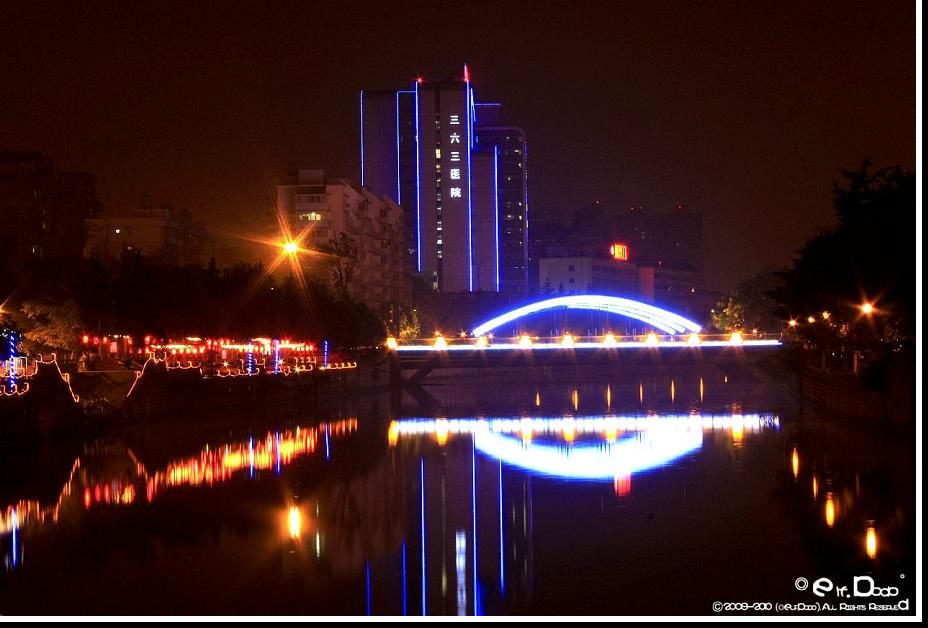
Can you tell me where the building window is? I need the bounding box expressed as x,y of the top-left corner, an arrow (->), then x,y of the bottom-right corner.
298,212 -> 322,221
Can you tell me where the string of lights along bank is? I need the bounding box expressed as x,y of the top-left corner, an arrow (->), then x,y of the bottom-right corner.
361,65 -> 529,294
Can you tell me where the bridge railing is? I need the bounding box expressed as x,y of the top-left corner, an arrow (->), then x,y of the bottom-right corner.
387,331 -> 783,352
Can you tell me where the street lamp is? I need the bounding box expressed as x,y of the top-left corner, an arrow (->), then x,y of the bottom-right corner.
860,302 -> 874,316
283,242 -> 298,255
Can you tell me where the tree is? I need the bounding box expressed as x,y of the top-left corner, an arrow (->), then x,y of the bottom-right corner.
398,308 -> 421,340
710,295 -> 744,331
711,269 -> 784,332
771,160 -> 915,346
20,298 -> 85,356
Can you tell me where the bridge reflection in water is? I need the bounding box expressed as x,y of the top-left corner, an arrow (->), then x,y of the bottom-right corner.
387,412 -> 779,616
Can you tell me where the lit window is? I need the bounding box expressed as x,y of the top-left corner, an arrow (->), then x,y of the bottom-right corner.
435,149 -> 441,159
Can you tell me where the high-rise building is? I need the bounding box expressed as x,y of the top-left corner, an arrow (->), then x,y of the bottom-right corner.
0,152 -> 102,275
474,104 -> 529,294
360,66 -> 529,293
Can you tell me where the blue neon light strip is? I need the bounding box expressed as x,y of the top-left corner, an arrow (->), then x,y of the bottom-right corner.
402,539 -> 408,616
366,560 -> 372,615
470,295 -> 704,337
395,91 -> 401,203
414,82 -> 422,272
471,439 -> 478,614
393,339 -> 781,352
360,91 -> 365,187
494,146 -> 500,292
498,460 -> 504,594
420,456 -> 426,616
466,85 -> 474,291
10,509 -> 16,568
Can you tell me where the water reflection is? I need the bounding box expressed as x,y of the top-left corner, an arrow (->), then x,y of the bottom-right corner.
390,414 -> 778,481
0,376 -> 914,615
1,419 -> 357,540
865,523 -> 878,559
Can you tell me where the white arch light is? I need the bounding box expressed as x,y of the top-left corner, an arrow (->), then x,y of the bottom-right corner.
389,414 -> 780,481
473,428 -> 702,480
470,295 -> 702,337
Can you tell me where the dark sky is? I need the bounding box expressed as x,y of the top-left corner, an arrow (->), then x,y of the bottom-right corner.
1,0 -> 915,289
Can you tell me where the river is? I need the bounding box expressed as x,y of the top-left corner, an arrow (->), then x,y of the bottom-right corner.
0,368 -> 915,615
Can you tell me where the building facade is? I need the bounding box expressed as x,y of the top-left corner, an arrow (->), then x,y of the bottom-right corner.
539,254 -> 699,304
1,152 -> 102,274
360,66 -> 529,294
85,201 -> 212,266
276,169 -> 408,310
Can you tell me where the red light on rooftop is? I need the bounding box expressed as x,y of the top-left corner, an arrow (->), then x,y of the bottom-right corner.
463,64 -> 471,82
416,76 -> 424,84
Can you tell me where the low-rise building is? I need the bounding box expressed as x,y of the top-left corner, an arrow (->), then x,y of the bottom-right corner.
85,200 -> 212,266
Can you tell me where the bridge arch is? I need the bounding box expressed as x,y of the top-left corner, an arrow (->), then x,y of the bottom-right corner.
470,295 -> 702,337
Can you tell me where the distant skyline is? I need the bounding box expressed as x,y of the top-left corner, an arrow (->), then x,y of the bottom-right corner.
0,1 -> 915,289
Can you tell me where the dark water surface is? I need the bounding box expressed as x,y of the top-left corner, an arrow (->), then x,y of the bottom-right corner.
0,371 -> 915,615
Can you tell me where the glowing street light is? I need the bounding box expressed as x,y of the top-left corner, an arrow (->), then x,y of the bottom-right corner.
283,242 -> 299,255
860,302 -> 874,316
788,319 -> 798,328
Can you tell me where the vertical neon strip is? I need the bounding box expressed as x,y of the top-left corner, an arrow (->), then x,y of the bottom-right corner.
366,560 -> 372,615
494,145 -> 500,292
10,509 -> 17,568
360,91 -> 365,186
402,539 -> 408,616
325,424 -> 330,461
498,459 -> 504,594
420,456 -> 427,616
466,85 -> 474,291
414,82 -> 422,272
248,437 -> 254,479
395,91 -> 401,204
471,438 -> 478,614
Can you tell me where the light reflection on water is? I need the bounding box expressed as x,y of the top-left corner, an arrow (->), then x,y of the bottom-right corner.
0,377 -> 915,615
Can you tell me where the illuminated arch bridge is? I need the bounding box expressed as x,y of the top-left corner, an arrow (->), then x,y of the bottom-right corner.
471,294 -> 703,337
387,295 -> 782,353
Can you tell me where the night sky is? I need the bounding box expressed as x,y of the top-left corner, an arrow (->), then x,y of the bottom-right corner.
1,1 -> 915,289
